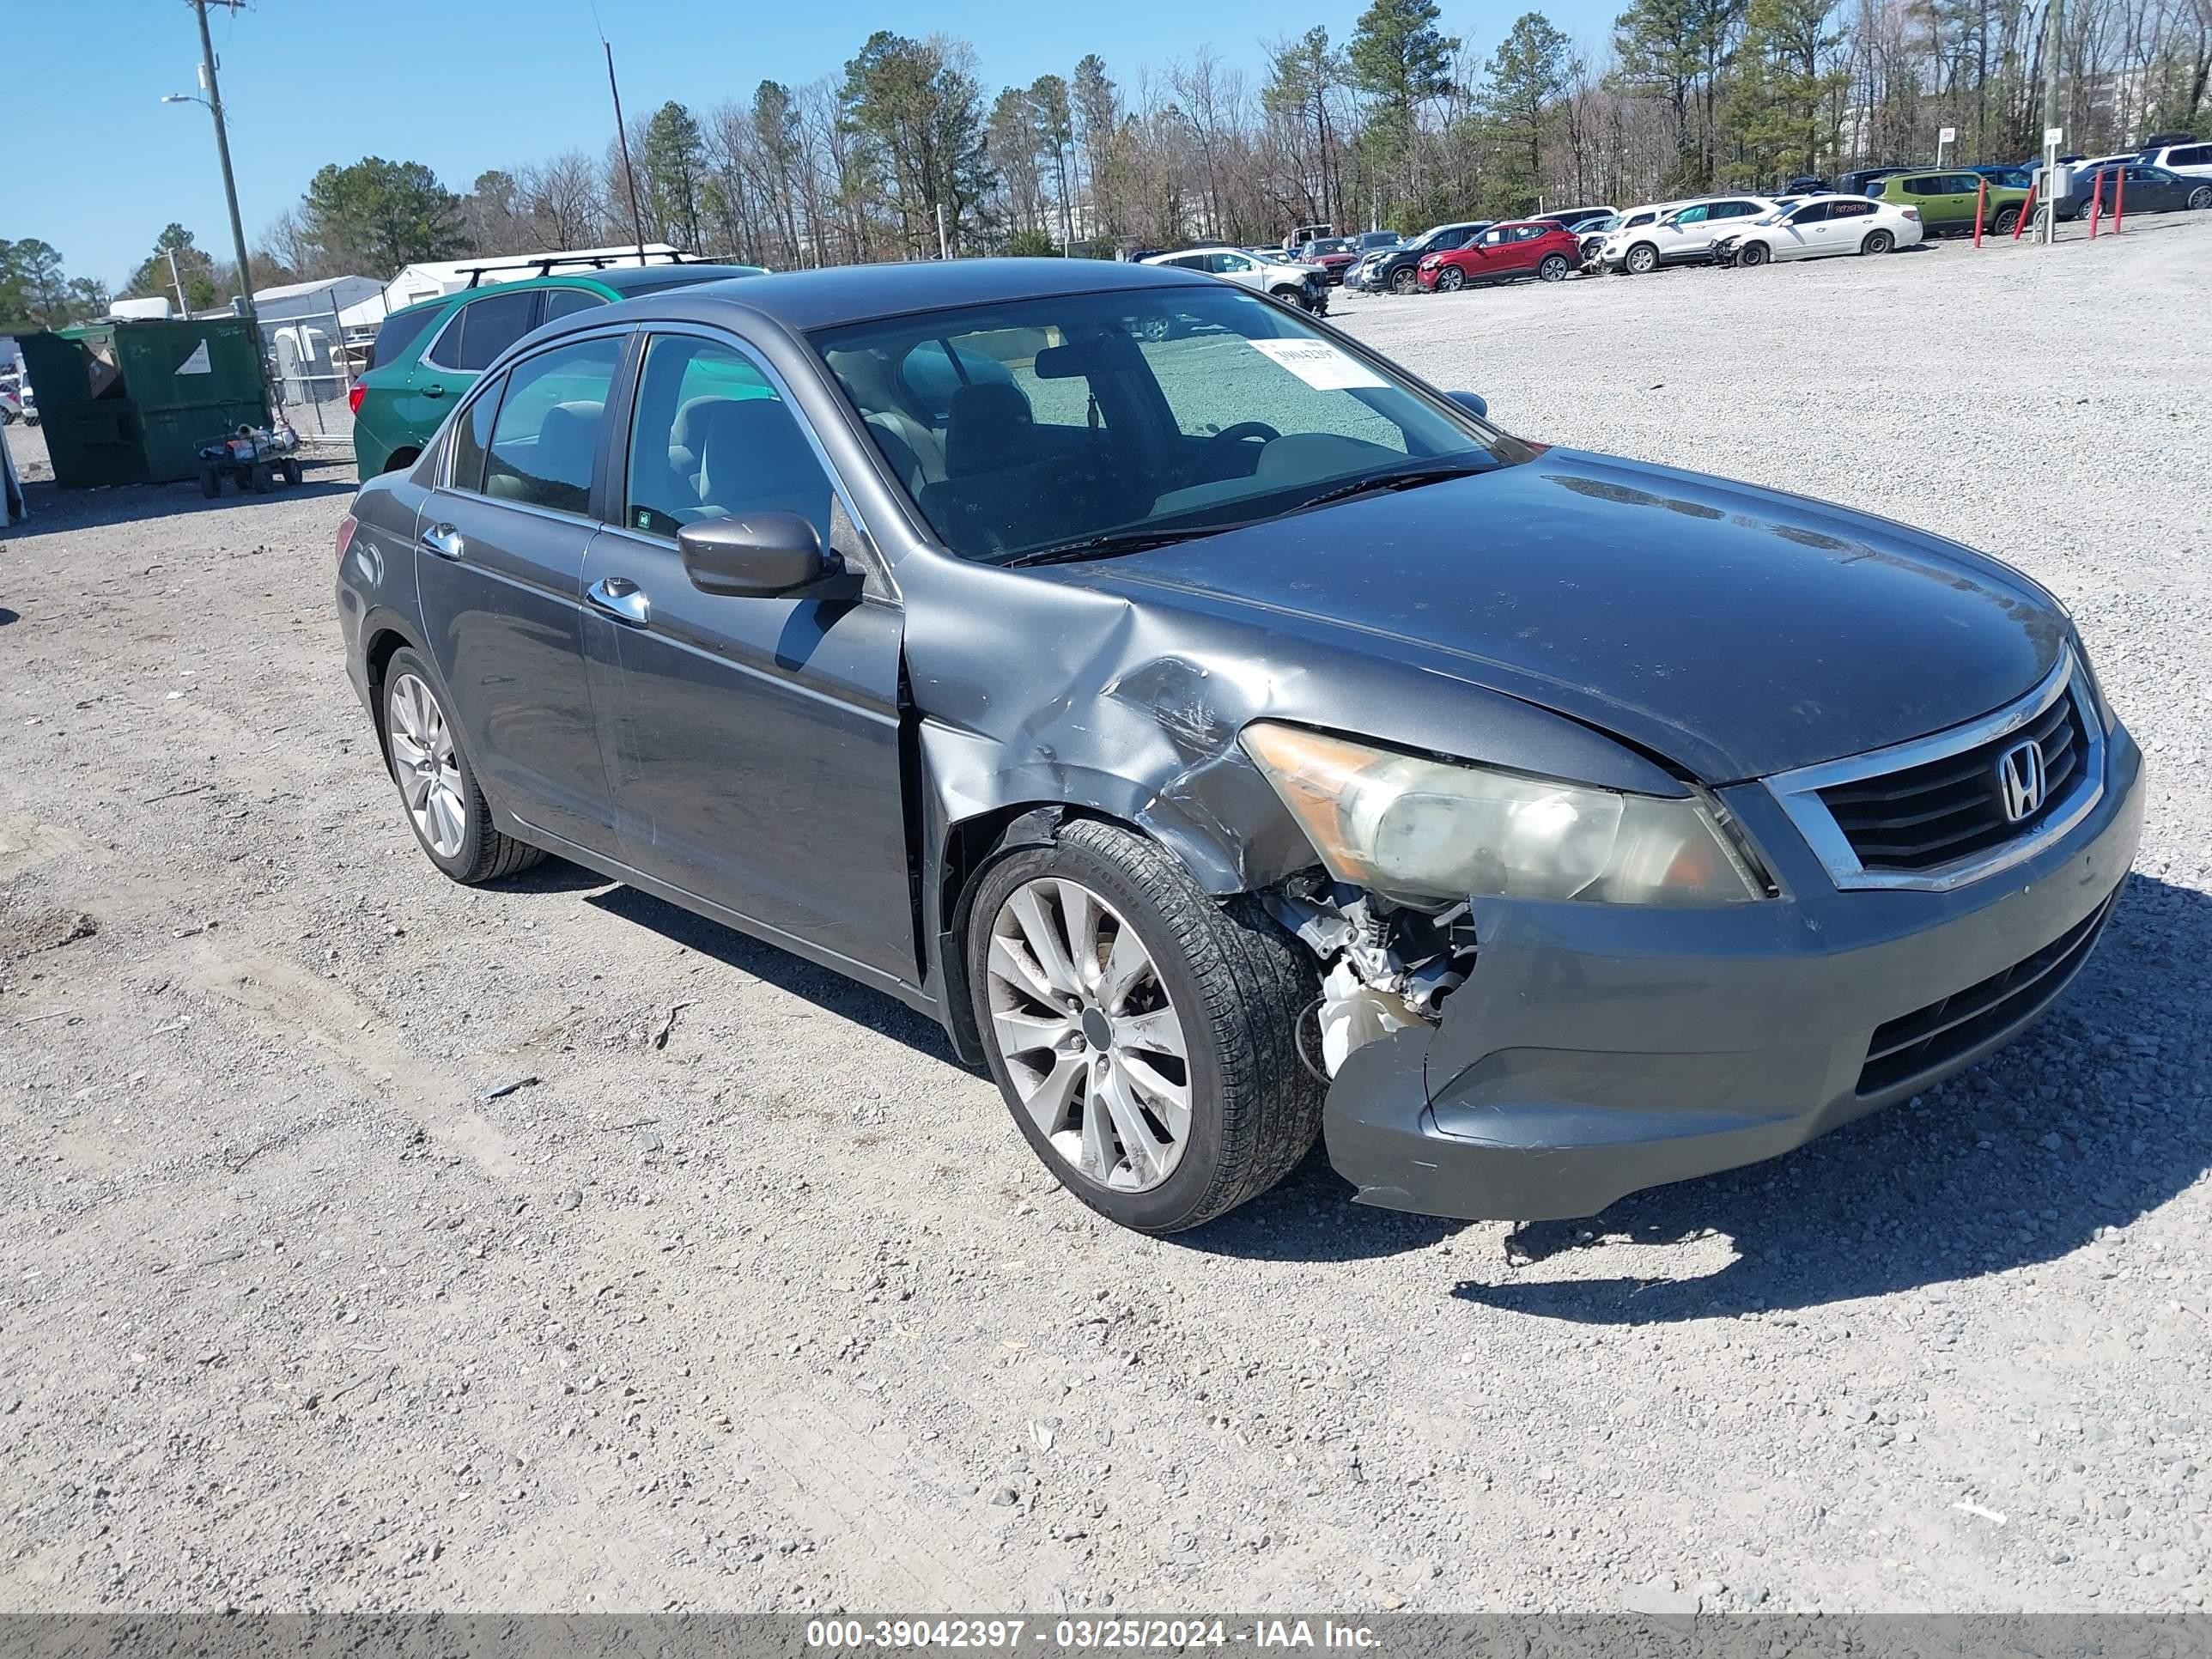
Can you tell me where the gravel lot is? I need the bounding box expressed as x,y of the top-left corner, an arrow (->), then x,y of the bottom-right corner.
3,216 -> 2209,1615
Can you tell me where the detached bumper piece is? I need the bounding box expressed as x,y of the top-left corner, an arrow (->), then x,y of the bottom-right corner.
1321,725 -> 2144,1222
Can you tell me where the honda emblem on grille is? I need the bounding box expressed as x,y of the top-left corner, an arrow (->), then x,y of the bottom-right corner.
1996,738 -> 2047,822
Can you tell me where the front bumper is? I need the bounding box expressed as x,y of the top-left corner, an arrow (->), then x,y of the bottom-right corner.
1322,721 -> 2146,1221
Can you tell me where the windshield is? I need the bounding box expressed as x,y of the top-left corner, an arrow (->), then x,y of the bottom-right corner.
815,284 -> 1515,564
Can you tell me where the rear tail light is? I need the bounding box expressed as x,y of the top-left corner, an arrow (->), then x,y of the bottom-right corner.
347,382 -> 366,416
1904,207 -> 1921,220
335,513 -> 358,565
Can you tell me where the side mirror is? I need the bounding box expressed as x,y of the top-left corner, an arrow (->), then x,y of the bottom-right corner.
677,513 -> 826,597
1447,391 -> 1489,422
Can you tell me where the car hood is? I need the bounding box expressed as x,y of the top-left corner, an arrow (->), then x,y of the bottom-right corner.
1063,448 -> 2067,783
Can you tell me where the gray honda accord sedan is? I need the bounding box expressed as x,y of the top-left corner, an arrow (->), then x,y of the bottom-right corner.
334,258 -> 2143,1234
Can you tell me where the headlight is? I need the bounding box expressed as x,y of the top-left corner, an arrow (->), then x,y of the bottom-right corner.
1241,722 -> 1766,907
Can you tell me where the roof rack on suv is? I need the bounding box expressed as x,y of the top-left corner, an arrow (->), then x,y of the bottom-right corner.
458,250 -> 707,288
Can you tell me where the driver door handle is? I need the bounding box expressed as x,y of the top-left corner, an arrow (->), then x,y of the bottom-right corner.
418,523 -> 464,560
586,575 -> 651,627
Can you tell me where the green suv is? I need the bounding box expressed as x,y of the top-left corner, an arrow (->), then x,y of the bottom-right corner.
1868,170 -> 2032,235
350,262 -> 763,479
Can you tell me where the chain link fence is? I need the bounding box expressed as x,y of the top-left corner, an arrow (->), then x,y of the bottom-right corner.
254,287 -> 385,450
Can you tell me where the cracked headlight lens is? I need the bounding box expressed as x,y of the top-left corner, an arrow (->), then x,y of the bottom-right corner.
1242,722 -> 1765,907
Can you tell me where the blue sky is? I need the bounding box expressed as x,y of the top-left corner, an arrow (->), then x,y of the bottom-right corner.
13,0 -> 1618,289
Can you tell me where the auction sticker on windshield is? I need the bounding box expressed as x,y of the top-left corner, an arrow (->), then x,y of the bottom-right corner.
1248,337 -> 1387,391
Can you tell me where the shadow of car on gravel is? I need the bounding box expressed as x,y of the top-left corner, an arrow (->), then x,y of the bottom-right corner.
583,881 -> 959,1065
1437,871 -> 2209,1322
0,466 -> 355,539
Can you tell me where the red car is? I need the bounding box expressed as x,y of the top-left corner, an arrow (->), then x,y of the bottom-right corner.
1293,237 -> 1361,283
1416,220 -> 1583,291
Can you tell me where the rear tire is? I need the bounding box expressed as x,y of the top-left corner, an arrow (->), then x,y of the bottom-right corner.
379,648 -> 546,885
1537,253 -> 1571,282
964,819 -> 1322,1235
1736,240 -> 1770,267
2190,186 -> 2212,210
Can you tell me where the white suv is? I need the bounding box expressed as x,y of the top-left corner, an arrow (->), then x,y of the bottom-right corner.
1601,196 -> 1778,274
1140,246 -> 1328,314
2141,139 -> 2212,183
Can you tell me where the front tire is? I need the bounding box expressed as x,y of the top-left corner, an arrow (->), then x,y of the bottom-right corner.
1269,285 -> 1311,312
1435,265 -> 1466,292
1389,267 -> 1419,294
1994,206 -> 2021,234
1736,240 -> 1770,267
1861,228 -> 1895,255
380,648 -> 545,884
1537,253 -> 1571,281
1624,243 -> 1658,275
965,819 -> 1321,1234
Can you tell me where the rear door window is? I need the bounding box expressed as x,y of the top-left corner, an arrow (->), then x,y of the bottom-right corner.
428,289 -> 542,372
480,335 -> 624,516
449,374 -> 502,492
1829,199 -> 1875,219
2172,144 -> 2212,167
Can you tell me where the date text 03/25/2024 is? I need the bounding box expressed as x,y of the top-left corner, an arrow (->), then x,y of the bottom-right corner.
804,1619 -> 1381,1650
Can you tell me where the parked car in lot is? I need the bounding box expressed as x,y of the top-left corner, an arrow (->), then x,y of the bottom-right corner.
1291,237 -> 1363,283
1963,163 -> 2034,188
2057,161 -> 2212,216
350,262 -> 763,479
1868,169 -> 2033,234
1714,194 -> 1924,264
1419,220 -> 1583,289
1352,221 -> 1491,293
335,257 -> 2144,1233
2139,139 -> 2212,182
1836,166 -> 1915,198
1528,206 -> 1617,238
1139,246 -> 1328,313
1600,197 -> 1778,273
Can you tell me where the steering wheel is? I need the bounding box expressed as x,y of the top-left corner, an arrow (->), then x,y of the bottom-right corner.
1182,421 -> 1279,488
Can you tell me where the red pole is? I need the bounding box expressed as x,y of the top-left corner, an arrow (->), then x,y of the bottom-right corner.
2088,171 -> 2105,239
2113,168 -> 2126,233
1973,179 -> 1988,246
2011,180 -> 2038,240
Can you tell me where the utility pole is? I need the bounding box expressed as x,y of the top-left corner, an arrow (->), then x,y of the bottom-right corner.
605,41 -> 649,266
936,201 -> 951,260
188,0 -> 258,335
2040,0 -> 2064,244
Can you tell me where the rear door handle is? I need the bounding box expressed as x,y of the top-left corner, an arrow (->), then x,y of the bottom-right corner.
586,575 -> 651,627
418,523 -> 464,560
422,383 -> 447,399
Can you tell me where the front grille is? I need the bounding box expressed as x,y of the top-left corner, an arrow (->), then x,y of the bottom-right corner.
1817,682 -> 2088,873
1856,891 -> 2116,1097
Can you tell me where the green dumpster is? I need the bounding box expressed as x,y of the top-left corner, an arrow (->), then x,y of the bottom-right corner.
20,319 -> 268,489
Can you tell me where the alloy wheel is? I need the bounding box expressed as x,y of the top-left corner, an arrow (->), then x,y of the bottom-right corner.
1539,254 -> 1569,281
2191,187 -> 2212,210
1437,267 -> 1465,292
386,672 -> 468,860
1626,245 -> 1656,274
1390,269 -> 1418,294
983,877 -> 1191,1194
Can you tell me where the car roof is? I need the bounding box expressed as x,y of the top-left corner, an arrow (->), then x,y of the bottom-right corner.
380,263 -> 763,320
605,257 -> 1213,333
